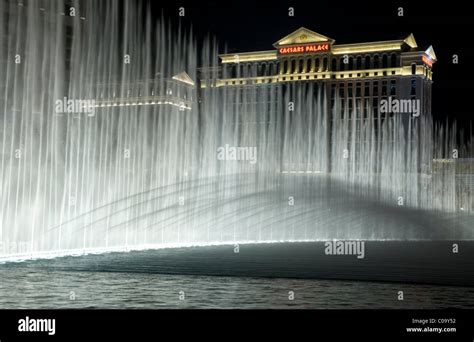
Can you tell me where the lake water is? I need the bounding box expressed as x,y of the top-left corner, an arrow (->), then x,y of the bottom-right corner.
1,242 -> 473,309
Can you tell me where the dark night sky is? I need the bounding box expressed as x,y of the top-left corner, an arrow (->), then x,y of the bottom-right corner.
150,0 -> 473,131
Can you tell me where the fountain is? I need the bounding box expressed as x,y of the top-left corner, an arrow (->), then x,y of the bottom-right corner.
0,0 -> 473,261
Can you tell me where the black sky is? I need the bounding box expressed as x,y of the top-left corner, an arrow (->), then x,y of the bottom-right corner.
149,0 -> 473,131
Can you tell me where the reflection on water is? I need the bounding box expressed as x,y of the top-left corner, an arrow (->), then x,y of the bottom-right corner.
1,267 -> 474,309
1,242 -> 474,309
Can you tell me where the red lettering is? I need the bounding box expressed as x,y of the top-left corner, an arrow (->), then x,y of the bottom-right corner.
279,43 -> 329,55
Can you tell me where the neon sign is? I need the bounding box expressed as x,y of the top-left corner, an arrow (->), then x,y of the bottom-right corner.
422,55 -> 433,67
278,43 -> 330,55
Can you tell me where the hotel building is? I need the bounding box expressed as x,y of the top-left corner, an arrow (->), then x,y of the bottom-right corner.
205,27 -> 436,118
197,27 -> 438,173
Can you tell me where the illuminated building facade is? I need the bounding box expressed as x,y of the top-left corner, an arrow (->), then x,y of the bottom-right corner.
198,27 -> 437,173
208,27 -> 436,119
91,72 -> 195,111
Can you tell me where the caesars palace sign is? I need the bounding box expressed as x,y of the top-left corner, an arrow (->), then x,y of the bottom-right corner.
278,43 -> 330,55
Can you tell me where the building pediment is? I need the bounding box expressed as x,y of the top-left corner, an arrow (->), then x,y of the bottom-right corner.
425,45 -> 437,61
403,33 -> 418,48
172,71 -> 195,86
273,27 -> 335,47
